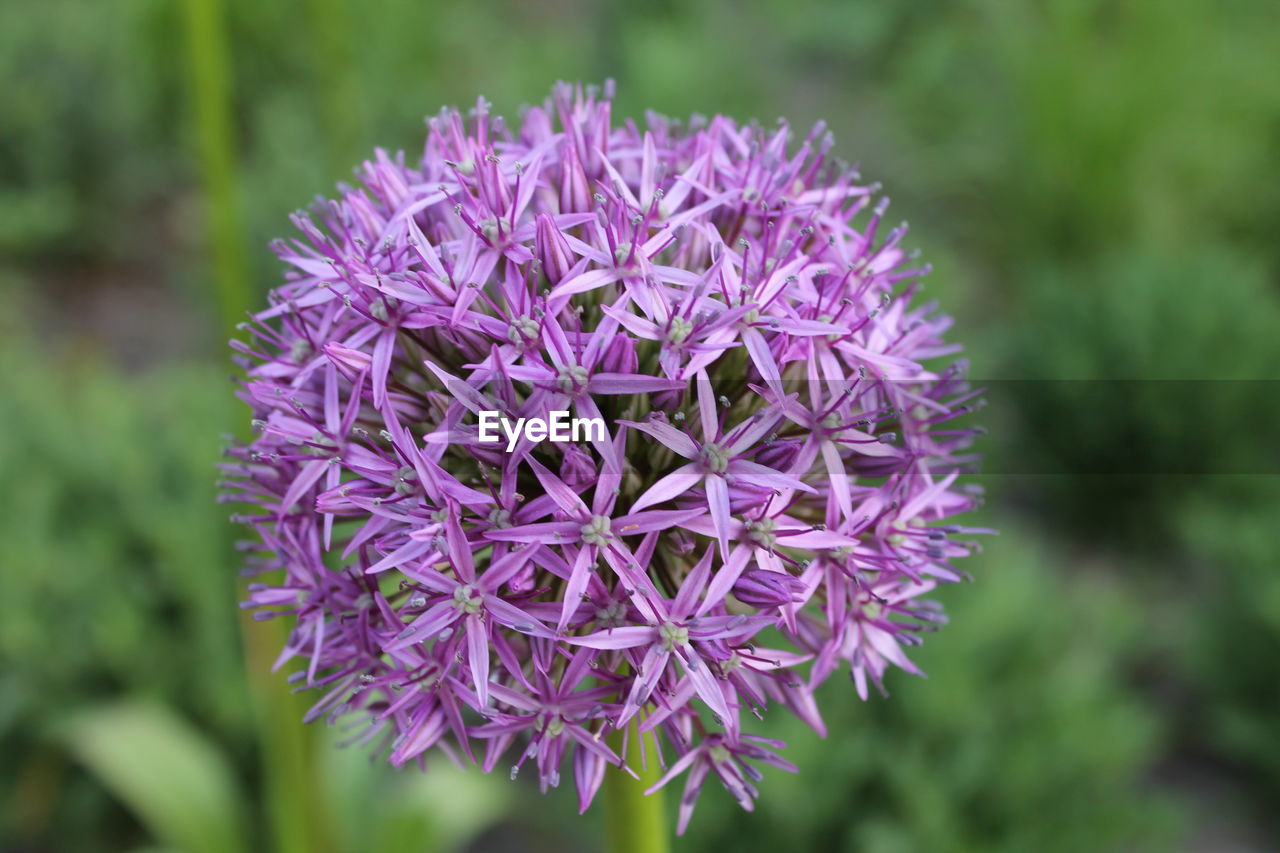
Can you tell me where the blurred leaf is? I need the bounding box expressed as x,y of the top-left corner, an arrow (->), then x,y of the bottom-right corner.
320,728 -> 511,853
60,702 -> 249,853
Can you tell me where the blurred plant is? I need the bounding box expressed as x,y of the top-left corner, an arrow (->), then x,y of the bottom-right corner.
60,700 -> 511,853
1174,481 -> 1280,820
991,249 -> 1280,544
0,277 -> 248,847
679,521 -> 1180,853
0,297 -> 246,731
0,0 -> 184,261
61,703 -> 251,853
866,0 -> 1280,272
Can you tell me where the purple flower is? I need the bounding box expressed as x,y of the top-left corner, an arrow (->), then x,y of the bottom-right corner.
223,81 -> 988,832
646,733 -> 797,834
622,377 -> 814,558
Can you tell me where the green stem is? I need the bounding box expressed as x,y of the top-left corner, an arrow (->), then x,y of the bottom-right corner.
180,0 -> 251,337
180,4 -> 331,852
239,613 -> 335,853
303,0 -> 361,175
604,718 -> 669,853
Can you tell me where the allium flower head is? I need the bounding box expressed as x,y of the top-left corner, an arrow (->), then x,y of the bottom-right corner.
224,81 -> 988,832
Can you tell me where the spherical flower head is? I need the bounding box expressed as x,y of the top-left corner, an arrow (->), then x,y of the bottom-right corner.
223,81 -> 989,833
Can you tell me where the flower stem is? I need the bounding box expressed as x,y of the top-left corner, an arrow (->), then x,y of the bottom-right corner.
179,0 -> 251,338
180,9 -> 332,851
604,717 -> 669,853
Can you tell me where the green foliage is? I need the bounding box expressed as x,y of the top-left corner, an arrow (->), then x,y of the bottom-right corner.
988,249 -> 1280,543
0,288 -> 249,847
1176,481 -> 1280,805
680,522 -> 1178,853
58,701 -> 513,853
61,703 -> 251,853
869,0 -> 1280,269
319,733 -> 512,853
0,309 -> 245,733
0,0 -> 181,260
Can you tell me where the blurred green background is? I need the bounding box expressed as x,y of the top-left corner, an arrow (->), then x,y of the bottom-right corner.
2,0 -> 1278,850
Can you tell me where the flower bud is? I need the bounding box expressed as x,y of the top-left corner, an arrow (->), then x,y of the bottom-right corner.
559,142 -> 592,213
535,213 -> 574,284
732,569 -> 805,609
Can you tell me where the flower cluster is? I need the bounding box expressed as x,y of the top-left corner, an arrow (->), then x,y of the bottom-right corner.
223,82 -> 987,832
